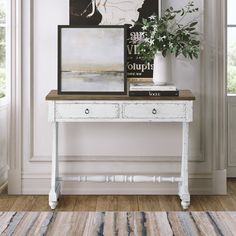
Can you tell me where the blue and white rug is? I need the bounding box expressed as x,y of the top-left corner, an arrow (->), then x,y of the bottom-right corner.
0,211 -> 236,235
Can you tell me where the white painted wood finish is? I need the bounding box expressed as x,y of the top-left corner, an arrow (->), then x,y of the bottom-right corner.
48,99 -> 193,209
58,175 -> 182,183
123,103 -> 186,120
50,101 -> 193,122
8,0 -> 228,197
56,103 -> 120,120
48,122 -> 60,210
179,122 -> 190,209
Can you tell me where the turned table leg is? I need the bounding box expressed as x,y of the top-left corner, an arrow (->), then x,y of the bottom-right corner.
49,122 -> 61,209
179,122 -> 190,210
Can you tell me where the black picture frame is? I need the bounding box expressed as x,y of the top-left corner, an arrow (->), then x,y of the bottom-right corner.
69,0 -> 160,79
58,25 -> 127,95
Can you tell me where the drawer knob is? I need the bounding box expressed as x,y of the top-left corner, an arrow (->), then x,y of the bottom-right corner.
152,108 -> 157,115
85,108 -> 90,114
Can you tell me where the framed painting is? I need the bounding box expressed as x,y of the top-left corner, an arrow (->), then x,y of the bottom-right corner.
69,0 -> 160,79
58,25 -> 127,94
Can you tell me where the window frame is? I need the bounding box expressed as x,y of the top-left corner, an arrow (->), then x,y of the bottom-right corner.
226,0 -> 236,95
0,0 -> 9,105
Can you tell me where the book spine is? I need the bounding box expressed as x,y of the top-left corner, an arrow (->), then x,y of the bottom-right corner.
129,91 -> 179,97
130,87 -> 177,91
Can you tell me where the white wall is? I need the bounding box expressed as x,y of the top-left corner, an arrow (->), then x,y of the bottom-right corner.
8,0 -> 227,194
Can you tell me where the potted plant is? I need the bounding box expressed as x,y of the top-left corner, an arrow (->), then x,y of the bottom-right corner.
135,1 -> 201,85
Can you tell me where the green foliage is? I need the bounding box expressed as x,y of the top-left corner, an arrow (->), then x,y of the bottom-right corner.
0,38 -> 6,67
228,42 -> 236,94
228,66 -> 236,94
135,1 -> 201,62
0,29 -> 6,67
0,68 -> 5,98
0,2 -> 6,98
0,8 -> 6,67
0,3 -> 5,23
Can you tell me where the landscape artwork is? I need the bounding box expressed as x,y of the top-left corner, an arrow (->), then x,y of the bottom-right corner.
70,0 -> 159,78
58,26 -> 126,94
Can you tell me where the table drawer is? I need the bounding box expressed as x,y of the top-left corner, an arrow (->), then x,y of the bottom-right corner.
123,103 -> 186,119
56,103 -> 120,119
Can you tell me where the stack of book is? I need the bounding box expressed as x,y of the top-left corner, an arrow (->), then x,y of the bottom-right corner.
129,82 -> 179,97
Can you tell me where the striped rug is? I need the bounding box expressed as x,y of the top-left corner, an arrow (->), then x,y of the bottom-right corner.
0,212 -> 236,235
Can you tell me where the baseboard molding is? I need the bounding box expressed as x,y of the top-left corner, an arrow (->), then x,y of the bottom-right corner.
8,169 -> 21,194
0,181 -> 7,194
212,169 -> 227,194
227,167 -> 236,177
30,154 -> 204,163
22,178 -> 213,195
20,171 -> 226,195
0,165 -> 8,188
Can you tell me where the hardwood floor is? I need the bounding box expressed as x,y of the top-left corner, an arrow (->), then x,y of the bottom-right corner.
0,179 -> 236,212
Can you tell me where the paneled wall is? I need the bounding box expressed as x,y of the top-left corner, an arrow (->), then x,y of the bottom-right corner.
8,0 -> 227,194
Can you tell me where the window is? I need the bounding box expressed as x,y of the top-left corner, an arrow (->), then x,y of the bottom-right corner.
227,0 -> 236,94
0,0 -> 6,98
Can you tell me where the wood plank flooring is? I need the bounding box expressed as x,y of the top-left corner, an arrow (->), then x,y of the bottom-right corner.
0,179 -> 236,212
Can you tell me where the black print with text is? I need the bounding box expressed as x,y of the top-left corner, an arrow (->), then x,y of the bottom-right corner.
70,0 -> 158,78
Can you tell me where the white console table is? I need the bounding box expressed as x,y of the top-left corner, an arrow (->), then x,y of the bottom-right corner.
46,90 -> 195,210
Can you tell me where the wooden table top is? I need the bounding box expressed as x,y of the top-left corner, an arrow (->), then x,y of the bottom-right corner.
46,90 -> 195,101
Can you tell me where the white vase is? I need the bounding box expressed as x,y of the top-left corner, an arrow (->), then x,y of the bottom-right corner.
153,51 -> 172,85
